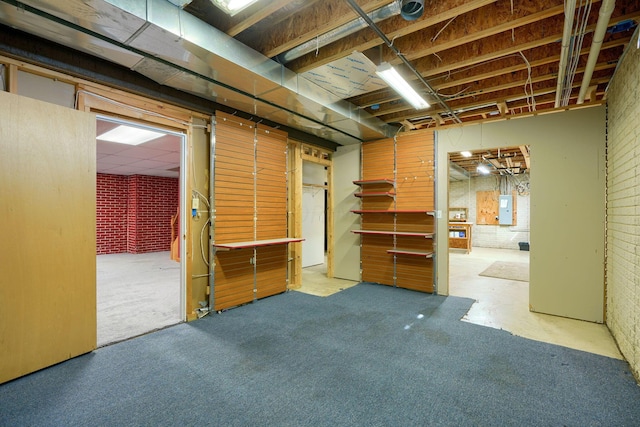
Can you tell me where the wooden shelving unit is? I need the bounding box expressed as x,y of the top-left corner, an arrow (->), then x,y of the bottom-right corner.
449,222 -> 472,253
353,132 -> 436,293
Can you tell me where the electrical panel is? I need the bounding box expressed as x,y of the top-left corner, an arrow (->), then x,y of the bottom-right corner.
499,195 -> 513,225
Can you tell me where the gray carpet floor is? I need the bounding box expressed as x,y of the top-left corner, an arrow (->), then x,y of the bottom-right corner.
1,283 -> 638,426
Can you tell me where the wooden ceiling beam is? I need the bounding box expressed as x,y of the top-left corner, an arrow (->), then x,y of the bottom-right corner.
519,146 -> 531,170
287,0 -> 496,72
429,38 -> 625,91
240,0 -> 392,58
411,8 -> 639,80
350,40 -> 623,110
368,59 -> 615,117
226,0 -> 296,37
394,0 -> 570,63
379,75 -> 610,123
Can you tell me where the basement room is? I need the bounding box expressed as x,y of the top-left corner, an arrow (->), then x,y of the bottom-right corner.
1,0 -> 639,425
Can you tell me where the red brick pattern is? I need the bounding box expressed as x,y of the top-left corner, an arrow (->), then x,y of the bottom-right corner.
127,175 -> 179,254
97,174 -> 128,254
96,173 -> 179,254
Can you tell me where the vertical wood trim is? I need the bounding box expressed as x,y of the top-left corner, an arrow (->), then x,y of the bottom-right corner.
7,63 -> 18,93
326,161 -> 335,278
288,141 -> 303,288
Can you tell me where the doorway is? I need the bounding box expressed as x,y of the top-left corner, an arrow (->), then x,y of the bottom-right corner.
95,116 -> 186,346
447,146 -> 531,332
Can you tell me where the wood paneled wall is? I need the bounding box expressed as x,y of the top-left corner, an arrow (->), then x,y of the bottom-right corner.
358,132 -> 435,293
212,112 -> 289,310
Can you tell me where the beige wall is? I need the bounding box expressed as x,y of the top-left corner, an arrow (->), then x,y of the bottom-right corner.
333,144 -> 361,281
606,29 -> 640,378
436,106 -> 606,322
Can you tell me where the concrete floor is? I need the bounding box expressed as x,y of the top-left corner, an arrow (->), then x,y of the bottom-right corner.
449,247 -> 621,359
97,251 -> 181,347
296,248 -> 622,360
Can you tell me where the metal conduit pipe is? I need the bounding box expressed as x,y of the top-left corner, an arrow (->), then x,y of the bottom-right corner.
555,0 -> 577,108
344,0 -> 461,124
577,0 -> 615,104
277,1 -> 401,64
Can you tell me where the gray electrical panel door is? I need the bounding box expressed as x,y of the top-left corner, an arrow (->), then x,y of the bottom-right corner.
499,195 -> 513,225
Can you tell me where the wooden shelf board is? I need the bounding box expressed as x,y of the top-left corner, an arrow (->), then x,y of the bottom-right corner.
354,192 -> 395,198
351,209 -> 435,214
387,249 -> 434,258
352,230 -> 434,238
353,179 -> 395,185
214,237 -> 304,250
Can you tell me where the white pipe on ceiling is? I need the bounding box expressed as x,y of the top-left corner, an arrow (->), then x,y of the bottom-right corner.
577,0 -> 616,104
555,0 -> 577,108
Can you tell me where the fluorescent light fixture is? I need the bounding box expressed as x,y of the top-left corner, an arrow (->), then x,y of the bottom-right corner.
476,165 -> 490,175
97,125 -> 165,146
210,0 -> 258,16
375,62 -> 430,110
460,151 -> 472,157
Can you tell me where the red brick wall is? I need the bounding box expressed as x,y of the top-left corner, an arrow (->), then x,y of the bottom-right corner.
96,173 -> 179,255
127,175 -> 179,254
96,174 -> 128,255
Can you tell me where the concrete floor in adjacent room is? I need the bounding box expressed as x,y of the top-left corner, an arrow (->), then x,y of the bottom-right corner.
97,251 -> 181,347
297,247 -> 622,360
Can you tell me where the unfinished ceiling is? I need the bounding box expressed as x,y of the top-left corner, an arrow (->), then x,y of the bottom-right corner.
0,0 -> 638,144
449,146 -> 530,179
185,0 -> 639,128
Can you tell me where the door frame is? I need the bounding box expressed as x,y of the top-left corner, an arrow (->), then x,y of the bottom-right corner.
96,114 -> 188,322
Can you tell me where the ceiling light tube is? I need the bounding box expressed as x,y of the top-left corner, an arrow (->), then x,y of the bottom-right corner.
476,165 -> 490,175
460,151 -> 472,158
97,125 -> 165,145
375,62 -> 430,110
210,0 -> 258,16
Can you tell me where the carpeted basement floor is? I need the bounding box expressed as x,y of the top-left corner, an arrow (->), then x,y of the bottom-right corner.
1,283 -> 639,426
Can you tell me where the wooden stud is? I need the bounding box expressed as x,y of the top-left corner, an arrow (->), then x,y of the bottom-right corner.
7,63 -> 17,93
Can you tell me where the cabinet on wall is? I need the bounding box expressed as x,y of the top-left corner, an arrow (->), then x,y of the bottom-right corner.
352,133 -> 436,293
448,222 -> 472,253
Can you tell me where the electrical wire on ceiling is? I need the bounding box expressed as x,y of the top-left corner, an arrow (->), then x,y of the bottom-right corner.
431,16 -> 457,42
563,0 -> 593,105
437,86 -> 471,99
519,51 -> 536,112
559,0 -> 593,106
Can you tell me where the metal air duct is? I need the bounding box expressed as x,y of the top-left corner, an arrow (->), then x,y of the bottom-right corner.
401,0 -> 424,21
0,0 -> 395,145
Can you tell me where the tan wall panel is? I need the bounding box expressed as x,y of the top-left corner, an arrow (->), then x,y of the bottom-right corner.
213,116 -> 289,308
361,235 -> 394,285
213,249 -> 255,310
362,139 -> 394,180
0,91 -> 96,384
256,246 -> 287,299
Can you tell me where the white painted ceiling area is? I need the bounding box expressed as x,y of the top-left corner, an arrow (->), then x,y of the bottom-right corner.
96,119 -> 181,178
